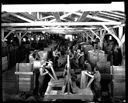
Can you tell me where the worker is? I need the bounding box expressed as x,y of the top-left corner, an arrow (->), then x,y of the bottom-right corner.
113,45 -> 122,66
93,66 -> 101,102
84,60 -> 92,72
52,48 -> 61,67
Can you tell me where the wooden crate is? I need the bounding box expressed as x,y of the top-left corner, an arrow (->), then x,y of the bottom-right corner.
2,56 -> 8,71
15,63 -> 34,92
44,79 -> 93,101
111,66 -> 125,98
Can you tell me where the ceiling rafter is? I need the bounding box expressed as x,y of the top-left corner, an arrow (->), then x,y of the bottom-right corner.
100,11 -> 125,19
73,12 -> 116,22
40,15 -> 54,20
52,12 -> 61,22
102,25 -> 122,47
50,12 -> 73,22
77,11 -> 90,22
97,12 -> 123,21
90,29 -> 101,40
2,12 -> 9,17
9,13 -> 34,23
2,21 -> 121,27
112,11 -> 125,16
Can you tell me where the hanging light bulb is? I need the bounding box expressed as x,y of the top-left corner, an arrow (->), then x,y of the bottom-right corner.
37,37 -> 40,41
31,37 -> 34,41
109,36 -> 112,40
10,39 -> 13,42
23,38 -> 26,42
28,38 -> 30,41
42,31 -> 45,34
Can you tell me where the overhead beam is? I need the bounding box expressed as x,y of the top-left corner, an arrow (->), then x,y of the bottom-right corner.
21,31 -> 28,39
52,12 -> 61,22
84,31 -> 94,41
4,30 -> 15,40
1,29 -> 4,41
2,21 -> 121,27
2,13 -> 9,17
112,11 -> 125,17
97,13 -> 121,21
77,11 -> 89,22
90,29 -> 101,40
50,12 -> 73,22
119,26 -> 123,39
121,34 -> 125,45
73,12 -> 116,22
40,16 -> 54,20
100,11 -> 125,19
102,25 -> 122,47
6,27 -> 97,31
9,13 -> 34,22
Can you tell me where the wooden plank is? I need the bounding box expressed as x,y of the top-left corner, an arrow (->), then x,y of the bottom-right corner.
15,72 -> 33,75
90,29 -> 101,40
121,34 -> 125,45
77,12 -> 89,22
21,31 -> 28,39
119,26 -> 123,39
52,12 -> 61,22
4,30 -> 15,40
9,13 -> 34,22
50,12 -> 74,22
100,11 -> 125,19
73,12 -> 115,22
2,21 -> 121,27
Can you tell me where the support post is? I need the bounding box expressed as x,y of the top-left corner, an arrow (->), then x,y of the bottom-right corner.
102,25 -> 122,47
90,29 -> 101,41
17,32 -> 22,46
119,26 -> 123,40
21,31 -> 28,39
99,30 -> 106,49
1,29 -> 4,41
4,30 -> 15,40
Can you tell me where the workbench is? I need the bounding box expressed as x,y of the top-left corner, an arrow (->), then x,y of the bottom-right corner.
44,78 -> 94,101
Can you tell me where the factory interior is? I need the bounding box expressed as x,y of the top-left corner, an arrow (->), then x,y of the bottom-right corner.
1,2 -> 126,103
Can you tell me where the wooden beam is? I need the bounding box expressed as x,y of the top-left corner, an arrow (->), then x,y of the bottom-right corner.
121,34 -> 125,44
1,29 -> 4,40
21,31 -> 28,39
102,25 -> 122,47
9,13 -> 34,22
112,11 -> 125,17
2,21 -> 121,27
90,29 -> 101,40
50,12 -> 73,22
77,12 -> 89,22
40,16 -> 54,20
100,11 -> 125,19
52,12 -> 61,22
2,3 -> 124,12
73,12 -> 116,22
97,13 -> 121,21
2,13 -> 9,17
99,29 -> 106,49
85,31 -> 94,41
17,32 -> 22,46
119,26 -> 123,39
6,27 -> 97,31
4,30 -> 15,40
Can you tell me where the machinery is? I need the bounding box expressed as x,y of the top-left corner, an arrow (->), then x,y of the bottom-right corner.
43,48 -> 95,101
